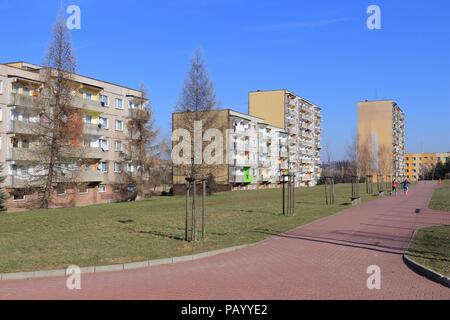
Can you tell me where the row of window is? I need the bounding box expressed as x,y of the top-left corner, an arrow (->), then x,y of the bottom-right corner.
405,157 -> 448,162
3,81 -> 142,111
84,115 -> 124,131
9,136 -> 125,152
99,94 -> 141,110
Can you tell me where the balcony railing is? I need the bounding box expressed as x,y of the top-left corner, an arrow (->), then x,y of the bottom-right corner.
7,120 -> 41,135
83,123 -> 103,136
4,170 -> 104,188
8,93 -> 39,108
73,97 -> 104,112
6,148 -> 38,161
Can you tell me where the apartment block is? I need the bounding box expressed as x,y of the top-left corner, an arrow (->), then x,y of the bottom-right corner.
358,100 -> 405,178
172,109 -> 289,194
0,62 -> 148,208
249,90 -> 322,187
405,152 -> 450,181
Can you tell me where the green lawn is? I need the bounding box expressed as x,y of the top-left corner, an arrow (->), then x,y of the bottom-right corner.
429,180 -> 450,211
0,183 -> 376,273
407,181 -> 450,277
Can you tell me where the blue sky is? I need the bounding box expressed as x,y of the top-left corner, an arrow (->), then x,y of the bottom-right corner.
1,0 -> 449,160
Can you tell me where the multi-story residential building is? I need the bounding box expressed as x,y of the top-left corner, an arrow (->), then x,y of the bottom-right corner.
405,152 -> 450,181
248,90 -> 322,187
172,109 -> 289,195
0,61 -> 148,208
357,100 -> 405,178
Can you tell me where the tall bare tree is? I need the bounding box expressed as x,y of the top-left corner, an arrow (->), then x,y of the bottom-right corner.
357,136 -> 373,178
174,49 -> 218,180
346,132 -> 359,176
377,144 -> 391,177
31,16 -> 80,208
125,84 -> 158,199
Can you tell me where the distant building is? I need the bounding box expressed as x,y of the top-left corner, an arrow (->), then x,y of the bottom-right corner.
249,90 -> 322,187
405,152 -> 450,181
357,100 -> 405,178
172,89 -> 323,194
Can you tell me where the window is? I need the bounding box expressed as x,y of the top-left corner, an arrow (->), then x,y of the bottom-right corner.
99,161 -> 108,173
127,163 -> 135,173
115,120 -> 123,131
99,139 -> 108,150
84,115 -> 93,124
100,117 -> 108,129
12,83 -> 19,94
22,139 -> 30,149
79,186 -> 89,195
85,92 -> 93,100
99,184 -> 107,193
115,98 -> 123,109
0,80 -> 3,94
100,95 -> 109,107
23,87 -> 30,96
114,162 -> 122,173
11,137 -> 19,148
13,193 -> 25,201
128,100 -> 135,109
115,141 -> 123,152
56,184 -> 66,196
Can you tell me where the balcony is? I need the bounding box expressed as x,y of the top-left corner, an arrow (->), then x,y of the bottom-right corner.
73,97 -> 104,113
4,176 -> 40,188
83,123 -> 103,136
8,93 -> 39,108
7,120 -> 41,135
62,146 -> 105,160
6,148 -> 40,161
127,108 -> 150,120
65,170 -> 104,183
231,174 -> 245,183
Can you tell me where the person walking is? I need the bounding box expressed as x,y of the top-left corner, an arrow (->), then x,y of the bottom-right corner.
392,178 -> 398,196
402,178 -> 410,196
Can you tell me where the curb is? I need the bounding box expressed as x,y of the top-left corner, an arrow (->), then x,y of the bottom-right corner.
0,243 -> 254,281
403,229 -> 450,288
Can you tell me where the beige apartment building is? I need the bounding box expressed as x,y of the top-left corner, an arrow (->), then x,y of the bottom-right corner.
172,89 -> 322,194
0,62 -> 148,208
249,90 -> 322,187
172,109 -> 289,195
357,100 -> 405,178
405,152 -> 450,181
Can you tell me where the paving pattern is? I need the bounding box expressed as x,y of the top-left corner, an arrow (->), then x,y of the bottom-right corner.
0,182 -> 449,300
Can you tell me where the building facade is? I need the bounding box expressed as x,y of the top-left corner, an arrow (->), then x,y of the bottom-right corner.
405,152 -> 450,181
172,109 -> 290,194
0,62 -> 148,208
357,100 -> 405,178
172,89 -> 323,194
249,90 -> 322,187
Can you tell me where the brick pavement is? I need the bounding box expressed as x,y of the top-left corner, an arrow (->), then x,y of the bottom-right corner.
0,182 -> 448,300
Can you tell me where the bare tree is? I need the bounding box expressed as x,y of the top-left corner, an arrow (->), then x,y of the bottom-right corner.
30,16 -> 80,208
124,84 -> 158,200
377,144 -> 391,177
174,48 -> 218,181
346,132 -> 358,176
357,136 -> 372,178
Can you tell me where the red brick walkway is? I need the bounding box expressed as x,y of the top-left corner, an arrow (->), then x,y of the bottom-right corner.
0,182 -> 449,300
